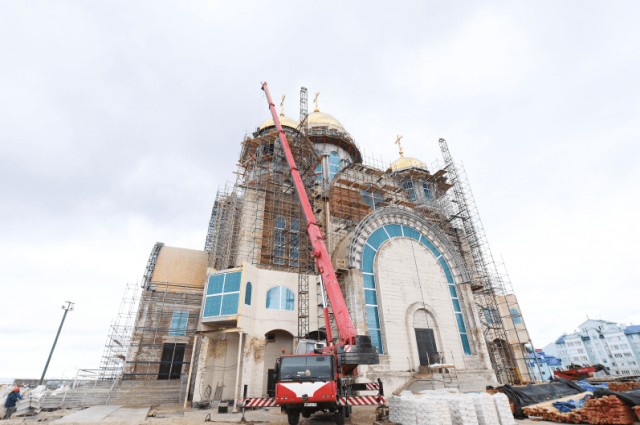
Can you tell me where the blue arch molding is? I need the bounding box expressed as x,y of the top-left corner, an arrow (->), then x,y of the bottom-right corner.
361,224 -> 472,356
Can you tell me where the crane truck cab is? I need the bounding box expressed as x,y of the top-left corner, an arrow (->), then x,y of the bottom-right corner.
275,353 -> 347,425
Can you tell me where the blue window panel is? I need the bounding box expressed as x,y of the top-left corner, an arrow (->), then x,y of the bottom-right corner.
418,236 -> 440,258
366,306 -> 380,329
367,228 -> 389,250
266,287 -> 281,309
363,274 -> 376,289
221,293 -> 240,315
452,298 -> 462,313
204,295 -> 222,317
423,182 -> 432,200
245,282 -> 252,305
402,226 -> 421,241
364,289 -> 378,305
369,330 -> 383,354
208,275 -> 224,295
385,224 -> 403,238
329,152 -> 341,180
511,309 -> 522,325
282,287 -> 295,311
460,333 -> 472,355
315,165 -> 322,182
224,272 -> 241,293
455,313 -> 467,333
169,310 -> 188,336
362,245 -> 376,273
449,285 -> 458,298
438,258 -> 454,283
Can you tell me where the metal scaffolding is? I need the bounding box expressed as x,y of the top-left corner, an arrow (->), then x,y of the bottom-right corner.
437,138 -> 536,384
123,281 -> 203,380
98,283 -> 140,380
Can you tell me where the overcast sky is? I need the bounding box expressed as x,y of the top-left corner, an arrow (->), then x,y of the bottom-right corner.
1,1 -> 639,379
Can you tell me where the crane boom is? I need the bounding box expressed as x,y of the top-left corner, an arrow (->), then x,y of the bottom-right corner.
261,82 -> 357,344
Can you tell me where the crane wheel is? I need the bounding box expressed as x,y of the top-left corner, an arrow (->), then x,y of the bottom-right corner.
335,406 -> 346,425
287,412 -> 300,425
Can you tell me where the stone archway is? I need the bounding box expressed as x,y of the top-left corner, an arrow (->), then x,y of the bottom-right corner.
406,302 -> 443,369
262,329 -> 294,395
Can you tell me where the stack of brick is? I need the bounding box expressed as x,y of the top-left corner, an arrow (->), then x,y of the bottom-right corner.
579,395 -> 635,425
608,382 -> 640,392
491,393 -> 517,425
467,393 -> 500,425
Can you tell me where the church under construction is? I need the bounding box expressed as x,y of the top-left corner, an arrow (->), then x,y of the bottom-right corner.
99,88 -> 538,406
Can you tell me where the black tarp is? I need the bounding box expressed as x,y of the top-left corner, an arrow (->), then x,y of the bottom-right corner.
592,387 -> 640,407
497,378 -> 586,418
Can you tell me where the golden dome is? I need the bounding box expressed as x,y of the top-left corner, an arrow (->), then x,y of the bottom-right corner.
258,115 -> 300,131
307,111 -> 344,129
389,156 -> 428,172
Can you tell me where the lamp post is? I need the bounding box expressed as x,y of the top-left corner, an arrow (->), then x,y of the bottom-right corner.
39,301 -> 74,386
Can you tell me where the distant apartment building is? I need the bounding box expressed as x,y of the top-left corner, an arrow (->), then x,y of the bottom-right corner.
554,319 -> 640,377
527,350 -> 562,381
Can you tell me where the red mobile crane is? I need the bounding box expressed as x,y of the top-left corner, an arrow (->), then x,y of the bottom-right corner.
241,83 -> 384,425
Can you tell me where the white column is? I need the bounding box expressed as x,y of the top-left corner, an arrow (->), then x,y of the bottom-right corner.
232,332 -> 244,413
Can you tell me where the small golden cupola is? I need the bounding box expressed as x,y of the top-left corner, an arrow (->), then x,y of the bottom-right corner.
389,135 -> 428,172
257,94 -> 300,131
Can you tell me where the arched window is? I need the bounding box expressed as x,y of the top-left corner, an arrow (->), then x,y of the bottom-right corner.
511,308 -> 522,325
245,282 -> 252,305
329,152 -> 341,180
266,286 -> 295,311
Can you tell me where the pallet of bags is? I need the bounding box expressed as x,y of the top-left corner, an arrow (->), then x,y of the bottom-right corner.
466,393 -> 500,425
608,382 -> 640,392
415,395 -> 453,425
439,394 -> 479,425
392,391 -> 419,425
579,395 -> 636,425
491,393 -> 517,425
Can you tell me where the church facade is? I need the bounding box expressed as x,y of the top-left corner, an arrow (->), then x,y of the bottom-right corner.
121,92 -> 532,405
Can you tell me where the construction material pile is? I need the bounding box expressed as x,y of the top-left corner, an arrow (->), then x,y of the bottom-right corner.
388,390 -> 516,425
522,405 -> 584,423
15,385 -> 50,417
608,382 -> 640,392
580,395 -> 636,425
523,395 -> 639,425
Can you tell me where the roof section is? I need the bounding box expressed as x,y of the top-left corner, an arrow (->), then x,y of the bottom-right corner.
556,335 -> 567,344
624,325 -> 640,334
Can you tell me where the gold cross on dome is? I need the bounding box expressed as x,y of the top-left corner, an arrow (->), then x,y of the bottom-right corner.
395,135 -> 404,157
280,95 -> 286,117
313,92 -> 320,112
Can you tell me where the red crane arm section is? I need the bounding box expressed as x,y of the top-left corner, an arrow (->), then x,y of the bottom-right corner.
261,82 -> 357,344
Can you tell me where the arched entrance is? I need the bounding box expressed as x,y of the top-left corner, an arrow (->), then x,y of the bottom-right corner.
413,309 -> 441,366
263,329 -> 294,396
